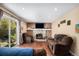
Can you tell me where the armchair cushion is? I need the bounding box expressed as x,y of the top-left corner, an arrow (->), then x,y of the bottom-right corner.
55,44 -> 69,56
54,34 -> 67,41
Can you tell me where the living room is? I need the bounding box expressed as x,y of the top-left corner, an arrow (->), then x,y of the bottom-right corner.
0,3 -> 79,56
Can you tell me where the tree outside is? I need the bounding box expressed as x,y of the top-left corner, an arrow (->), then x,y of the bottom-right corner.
0,17 -> 16,47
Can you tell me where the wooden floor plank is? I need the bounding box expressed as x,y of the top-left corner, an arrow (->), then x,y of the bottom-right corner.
19,42 -> 52,56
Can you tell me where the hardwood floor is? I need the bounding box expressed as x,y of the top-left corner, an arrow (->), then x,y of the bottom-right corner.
19,41 -> 52,56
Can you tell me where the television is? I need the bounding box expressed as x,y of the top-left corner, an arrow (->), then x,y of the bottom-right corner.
36,23 -> 44,28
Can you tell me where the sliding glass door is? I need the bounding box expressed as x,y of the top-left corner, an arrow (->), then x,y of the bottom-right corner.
0,13 -> 18,47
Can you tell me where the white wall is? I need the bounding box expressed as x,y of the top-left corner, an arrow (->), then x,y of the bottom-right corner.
21,21 -> 27,33
52,6 -> 79,55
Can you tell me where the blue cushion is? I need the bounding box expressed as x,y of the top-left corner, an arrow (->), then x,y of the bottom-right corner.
0,47 -> 33,56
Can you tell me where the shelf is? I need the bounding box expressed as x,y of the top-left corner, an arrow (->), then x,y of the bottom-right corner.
26,29 -> 52,30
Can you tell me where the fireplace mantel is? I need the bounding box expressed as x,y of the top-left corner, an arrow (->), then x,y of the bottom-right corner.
26,29 -> 52,30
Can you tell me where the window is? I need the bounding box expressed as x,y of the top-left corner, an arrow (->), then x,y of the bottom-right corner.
0,12 -> 19,47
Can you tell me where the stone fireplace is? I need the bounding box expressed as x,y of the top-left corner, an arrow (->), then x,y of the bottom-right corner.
33,30 -> 46,40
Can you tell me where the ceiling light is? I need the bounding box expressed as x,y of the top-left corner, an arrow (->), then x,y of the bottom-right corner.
54,8 -> 58,11
22,8 -> 25,10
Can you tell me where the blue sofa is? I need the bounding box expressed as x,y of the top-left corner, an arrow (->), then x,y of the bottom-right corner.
0,47 -> 33,56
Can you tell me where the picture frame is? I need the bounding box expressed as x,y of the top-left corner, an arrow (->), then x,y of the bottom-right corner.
67,20 -> 71,25
60,20 -> 66,24
58,24 -> 60,27
75,24 -> 79,33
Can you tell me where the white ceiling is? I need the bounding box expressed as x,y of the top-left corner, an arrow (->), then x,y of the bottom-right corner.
3,3 -> 79,23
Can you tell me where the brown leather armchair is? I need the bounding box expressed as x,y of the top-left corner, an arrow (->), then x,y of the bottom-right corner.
22,33 -> 34,44
54,36 -> 73,56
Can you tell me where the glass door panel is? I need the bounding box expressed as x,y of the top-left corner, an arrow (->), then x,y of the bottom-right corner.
0,17 -> 9,47
10,20 -> 17,47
